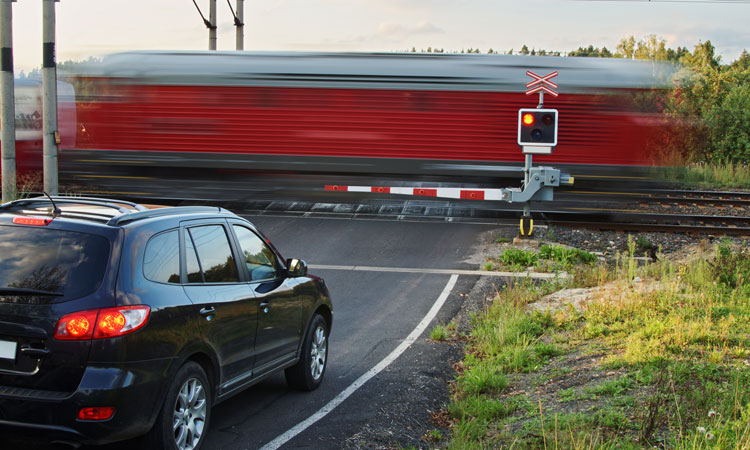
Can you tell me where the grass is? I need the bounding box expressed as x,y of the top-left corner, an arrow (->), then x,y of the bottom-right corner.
430,321 -> 457,341
448,239 -> 750,449
656,162 -> 750,189
487,244 -> 599,273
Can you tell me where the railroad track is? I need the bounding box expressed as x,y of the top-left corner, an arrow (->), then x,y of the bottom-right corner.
44,185 -> 750,236
186,197 -> 750,236
560,188 -> 750,209
539,210 -> 750,236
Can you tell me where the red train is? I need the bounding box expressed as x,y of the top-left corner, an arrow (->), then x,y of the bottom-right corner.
3,80 -> 76,181
34,51 -> 676,196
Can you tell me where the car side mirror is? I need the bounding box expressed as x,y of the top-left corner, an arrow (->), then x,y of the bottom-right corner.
287,258 -> 308,277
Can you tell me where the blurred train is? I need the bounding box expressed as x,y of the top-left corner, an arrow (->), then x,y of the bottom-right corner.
8,51 -> 676,197
2,79 -> 76,179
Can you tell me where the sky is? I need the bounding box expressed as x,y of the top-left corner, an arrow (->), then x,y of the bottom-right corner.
8,0 -> 750,75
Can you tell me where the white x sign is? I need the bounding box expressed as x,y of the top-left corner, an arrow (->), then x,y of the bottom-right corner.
525,70 -> 559,89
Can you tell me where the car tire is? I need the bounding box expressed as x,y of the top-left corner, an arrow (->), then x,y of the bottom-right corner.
285,314 -> 328,391
146,361 -> 212,450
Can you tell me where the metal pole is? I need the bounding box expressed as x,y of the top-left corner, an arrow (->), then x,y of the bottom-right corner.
42,0 -> 58,195
235,0 -> 244,50
522,154 -> 532,220
209,0 -> 217,50
0,0 -> 16,202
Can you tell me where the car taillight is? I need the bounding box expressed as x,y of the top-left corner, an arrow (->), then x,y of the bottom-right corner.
94,306 -> 150,338
55,306 -> 150,340
12,216 -> 52,226
55,310 -> 99,340
77,406 -> 115,421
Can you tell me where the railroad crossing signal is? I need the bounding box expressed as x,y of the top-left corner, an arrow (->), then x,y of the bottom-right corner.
517,108 -> 558,147
525,70 -> 559,97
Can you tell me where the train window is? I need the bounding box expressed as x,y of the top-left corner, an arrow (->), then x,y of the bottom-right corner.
407,91 -> 433,111
251,87 -> 277,107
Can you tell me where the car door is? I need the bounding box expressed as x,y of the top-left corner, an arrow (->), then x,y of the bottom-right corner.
229,223 -> 302,376
181,221 -> 258,388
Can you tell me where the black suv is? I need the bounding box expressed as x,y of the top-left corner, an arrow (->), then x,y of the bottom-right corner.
0,196 -> 332,449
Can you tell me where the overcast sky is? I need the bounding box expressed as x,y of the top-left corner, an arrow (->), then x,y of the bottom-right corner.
9,0 -> 750,74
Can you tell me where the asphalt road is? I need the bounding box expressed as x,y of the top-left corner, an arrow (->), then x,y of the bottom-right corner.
197,216 -> 495,450
8,215 -> 497,450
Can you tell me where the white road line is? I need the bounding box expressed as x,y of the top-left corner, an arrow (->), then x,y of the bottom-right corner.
310,264 -> 567,280
258,274 -> 459,450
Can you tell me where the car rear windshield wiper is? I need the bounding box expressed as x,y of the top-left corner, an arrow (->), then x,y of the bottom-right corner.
0,287 -> 64,297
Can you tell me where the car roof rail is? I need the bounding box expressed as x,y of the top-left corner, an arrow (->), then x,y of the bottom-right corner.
0,196 -> 148,215
107,206 -> 234,226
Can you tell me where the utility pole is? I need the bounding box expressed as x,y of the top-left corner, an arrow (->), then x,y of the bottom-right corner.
233,0 -> 244,50
209,0 -> 217,50
0,0 -> 16,202
42,0 -> 58,195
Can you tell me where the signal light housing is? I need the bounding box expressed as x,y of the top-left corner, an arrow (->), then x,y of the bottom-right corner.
517,108 -> 558,147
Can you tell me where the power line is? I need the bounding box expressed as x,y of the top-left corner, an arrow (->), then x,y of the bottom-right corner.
570,0 -> 750,3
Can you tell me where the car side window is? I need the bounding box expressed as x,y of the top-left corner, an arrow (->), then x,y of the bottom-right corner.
233,225 -> 279,282
143,229 -> 180,284
186,225 -> 240,283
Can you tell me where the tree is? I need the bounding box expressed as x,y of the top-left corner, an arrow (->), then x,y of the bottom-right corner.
616,36 -> 636,59
730,50 -> 750,71
706,84 -> 750,163
681,40 -> 721,70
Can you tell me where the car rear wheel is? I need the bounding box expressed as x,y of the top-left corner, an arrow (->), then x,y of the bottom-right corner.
147,361 -> 211,450
285,314 -> 328,391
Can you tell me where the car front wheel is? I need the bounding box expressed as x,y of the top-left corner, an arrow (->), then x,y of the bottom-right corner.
285,314 -> 328,391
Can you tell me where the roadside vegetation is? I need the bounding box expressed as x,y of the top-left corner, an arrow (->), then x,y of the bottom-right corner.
443,237 -> 750,449
484,244 -> 598,274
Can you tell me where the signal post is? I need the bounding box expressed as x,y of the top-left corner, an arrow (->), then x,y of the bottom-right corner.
517,70 -> 561,237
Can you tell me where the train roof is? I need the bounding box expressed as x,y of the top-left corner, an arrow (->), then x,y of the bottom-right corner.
73,50 -> 677,94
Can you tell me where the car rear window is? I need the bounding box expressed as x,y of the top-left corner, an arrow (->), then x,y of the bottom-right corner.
0,225 -> 111,304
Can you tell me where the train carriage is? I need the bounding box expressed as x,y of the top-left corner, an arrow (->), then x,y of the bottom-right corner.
60,51 -> 675,197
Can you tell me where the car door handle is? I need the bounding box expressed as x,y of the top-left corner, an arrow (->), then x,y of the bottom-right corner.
199,307 -> 216,317
259,301 -> 270,313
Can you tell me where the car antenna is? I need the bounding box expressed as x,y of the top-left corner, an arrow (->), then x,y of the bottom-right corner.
43,191 -> 62,218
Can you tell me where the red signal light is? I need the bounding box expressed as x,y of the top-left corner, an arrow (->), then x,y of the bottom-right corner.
77,406 -> 115,421
522,113 -> 535,126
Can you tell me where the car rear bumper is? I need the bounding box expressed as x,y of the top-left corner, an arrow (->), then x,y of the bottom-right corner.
0,357 -> 176,445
